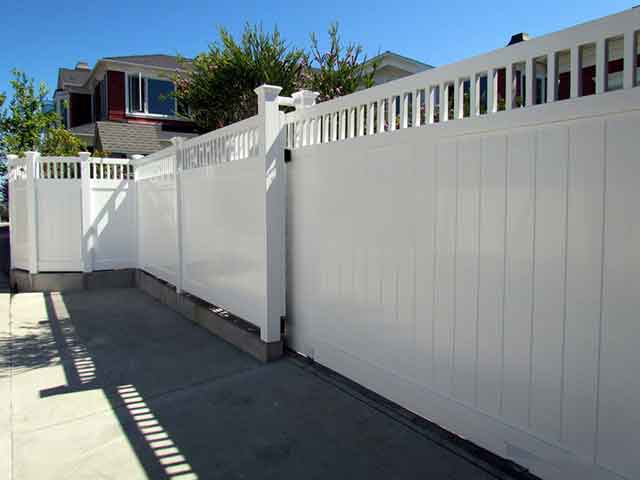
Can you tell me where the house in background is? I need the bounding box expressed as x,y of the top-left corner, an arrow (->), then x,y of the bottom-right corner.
54,51 -> 433,157
365,51 -> 433,84
54,55 -> 198,157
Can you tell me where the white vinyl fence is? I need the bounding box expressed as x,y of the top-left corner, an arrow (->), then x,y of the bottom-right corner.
284,9 -> 640,480
7,8 -> 640,480
8,153 -> 136,273
136,89 -> 287,343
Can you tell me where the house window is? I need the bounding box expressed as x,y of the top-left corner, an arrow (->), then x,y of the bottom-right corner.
126,73 -> 176,116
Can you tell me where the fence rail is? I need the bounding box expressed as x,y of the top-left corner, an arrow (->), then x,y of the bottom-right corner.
285,8 -> 640,148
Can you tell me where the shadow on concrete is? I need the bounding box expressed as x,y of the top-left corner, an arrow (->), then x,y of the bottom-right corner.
0,224 -> 9,278
4,288 -> 533,480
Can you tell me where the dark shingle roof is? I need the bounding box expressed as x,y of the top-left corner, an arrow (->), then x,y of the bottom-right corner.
94,121 -> 195,156
102,54 -> 192,70
96,121 -> 166,156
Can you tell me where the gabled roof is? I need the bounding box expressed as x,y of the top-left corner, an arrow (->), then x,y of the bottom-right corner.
102,54 -> 192,70
365,51 -> 434,71
57,68 -> 91,90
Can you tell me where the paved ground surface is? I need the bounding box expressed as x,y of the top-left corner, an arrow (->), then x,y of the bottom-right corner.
0,283 -> 532,480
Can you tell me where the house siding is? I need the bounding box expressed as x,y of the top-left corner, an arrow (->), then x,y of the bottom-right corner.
107,71 -> 126,121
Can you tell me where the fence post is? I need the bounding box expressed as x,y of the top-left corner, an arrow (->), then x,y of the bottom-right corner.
6,155 -> 18,271
131,154 -> 144,271
24,151 -> 39,274
79,152 -> 93,273
255,84 -> 286,343
170,138 -> 184,294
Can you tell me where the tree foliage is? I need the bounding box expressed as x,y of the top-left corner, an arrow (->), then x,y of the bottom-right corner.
301,23 -> 376,103
0,70 -> 59,157
41,127 -> 87,156
0,70 -> 86,203
173,24 -> 305,131
174,23 -> 375,132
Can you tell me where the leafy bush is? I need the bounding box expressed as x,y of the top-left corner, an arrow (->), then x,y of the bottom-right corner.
174,24 -> 305,132
41,127 -> 87,156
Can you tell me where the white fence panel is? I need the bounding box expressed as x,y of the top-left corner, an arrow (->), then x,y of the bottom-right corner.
35,180 -> 82,272
8,157 -> 30,270
136,148 -> 178,284
286,87 -> 640,480
90,177 -> 136,271
179,116 -> 272,335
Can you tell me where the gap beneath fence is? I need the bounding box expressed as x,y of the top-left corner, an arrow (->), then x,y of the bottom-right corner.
9,268 -> 283,363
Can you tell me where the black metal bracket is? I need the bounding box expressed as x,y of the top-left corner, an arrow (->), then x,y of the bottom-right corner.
284,149 -> 292,163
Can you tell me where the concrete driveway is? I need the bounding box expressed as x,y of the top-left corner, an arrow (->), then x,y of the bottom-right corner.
0,285 -> 532,480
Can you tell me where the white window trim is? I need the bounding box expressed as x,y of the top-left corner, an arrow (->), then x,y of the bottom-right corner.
124,72 -> 182,120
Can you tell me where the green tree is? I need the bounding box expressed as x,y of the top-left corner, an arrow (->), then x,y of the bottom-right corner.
0,70 -> 59,157
173,24 -> 305,131
41,127 -> 87,156
301,23 -> 377,103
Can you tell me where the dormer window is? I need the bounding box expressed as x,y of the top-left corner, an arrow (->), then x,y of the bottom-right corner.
126,72 -> 176,117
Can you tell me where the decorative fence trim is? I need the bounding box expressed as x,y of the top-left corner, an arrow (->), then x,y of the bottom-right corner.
284,8 -> 640,148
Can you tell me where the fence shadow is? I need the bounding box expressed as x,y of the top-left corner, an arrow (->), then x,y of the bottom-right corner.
3,290 -> 262,480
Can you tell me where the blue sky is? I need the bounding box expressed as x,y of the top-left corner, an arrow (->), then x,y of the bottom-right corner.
0,0 -> 635,102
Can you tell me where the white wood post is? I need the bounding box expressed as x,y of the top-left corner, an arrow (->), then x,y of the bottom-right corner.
423,88 -> 430,124
169,140 -> 184,293
488,69 -> 496,113
6,155 -> 18,270
547,53 -> 557,103
441,84 -> 449,121
255,84 -> 286,343
429,86 -> 437,123
413,90 -> 421,126
570,46 -> 580,98
25,151 -> 39,274
378,99 -> 386,132
624,32 -> 635,89
292,90 -> 319,146
596,39 -> 607,94
525,58 -> 535,107
505,65 -> 513,110
470,75 -> 478,116
131,154 -> 143,271
79,152 -> 93,273
399,93 -> 407,128
388,96 -> 396,130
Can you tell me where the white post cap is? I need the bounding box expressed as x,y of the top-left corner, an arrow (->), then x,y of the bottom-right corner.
292,90 -> 319,109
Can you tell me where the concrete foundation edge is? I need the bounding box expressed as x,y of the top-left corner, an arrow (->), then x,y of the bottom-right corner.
8,269 -> 282,363
134,270 -> 282,363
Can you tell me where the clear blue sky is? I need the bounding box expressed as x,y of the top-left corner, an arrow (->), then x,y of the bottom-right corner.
0,0 -> 635,102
